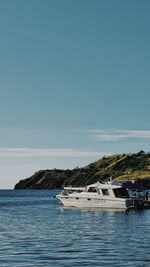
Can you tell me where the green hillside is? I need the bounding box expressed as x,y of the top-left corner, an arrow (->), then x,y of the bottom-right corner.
14,151 -> 150,189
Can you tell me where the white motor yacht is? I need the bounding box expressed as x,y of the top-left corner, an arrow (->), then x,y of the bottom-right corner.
56,182 -> 139,209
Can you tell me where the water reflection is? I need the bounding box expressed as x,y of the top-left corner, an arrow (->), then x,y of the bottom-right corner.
59,206 -> 127,215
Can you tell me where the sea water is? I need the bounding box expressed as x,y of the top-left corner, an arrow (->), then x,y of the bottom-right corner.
0,190 -> 150,267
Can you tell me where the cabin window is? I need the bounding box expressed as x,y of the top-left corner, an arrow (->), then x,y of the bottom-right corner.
113,188 -> 129,199
101,189 -> 109,196
88,187 -> 97,193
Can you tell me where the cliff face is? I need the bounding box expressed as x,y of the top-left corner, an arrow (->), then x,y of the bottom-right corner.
14,151 -> 150,189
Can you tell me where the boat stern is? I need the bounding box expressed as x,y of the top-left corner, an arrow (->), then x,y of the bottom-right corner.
125,198 -> 140,209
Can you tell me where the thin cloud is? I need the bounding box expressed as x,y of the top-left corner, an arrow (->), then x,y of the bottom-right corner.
0,148 -> 110,158
84,129 -> 150,141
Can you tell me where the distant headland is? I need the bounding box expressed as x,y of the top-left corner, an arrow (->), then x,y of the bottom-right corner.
14,151 -> 150,190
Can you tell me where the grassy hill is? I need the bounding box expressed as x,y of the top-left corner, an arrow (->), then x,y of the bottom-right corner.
14,151 -> 150,189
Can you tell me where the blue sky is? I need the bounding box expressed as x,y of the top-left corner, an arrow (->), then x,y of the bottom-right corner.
0,0 -> 150,188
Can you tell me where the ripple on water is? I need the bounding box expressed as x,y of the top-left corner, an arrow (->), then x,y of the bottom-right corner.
0,190 -> 150,267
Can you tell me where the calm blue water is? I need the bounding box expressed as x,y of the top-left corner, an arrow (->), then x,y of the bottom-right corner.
0,190 -> 150,267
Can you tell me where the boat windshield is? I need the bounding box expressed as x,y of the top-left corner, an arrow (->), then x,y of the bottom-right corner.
113,187 -> 130,199
87,187 -> 97,193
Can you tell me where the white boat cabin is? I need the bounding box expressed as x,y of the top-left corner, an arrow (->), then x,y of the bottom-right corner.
85,182 -> 130,199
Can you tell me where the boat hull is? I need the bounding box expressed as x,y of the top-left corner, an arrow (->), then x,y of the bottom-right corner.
56,195 -> 135,209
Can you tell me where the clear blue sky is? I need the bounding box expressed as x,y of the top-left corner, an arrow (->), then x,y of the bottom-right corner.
0,0 -> 150,188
